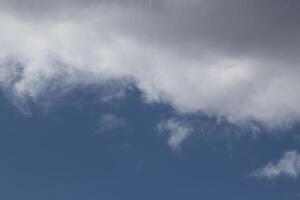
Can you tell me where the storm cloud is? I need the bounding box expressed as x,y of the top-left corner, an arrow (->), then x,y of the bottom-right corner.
1,0 -> 300,126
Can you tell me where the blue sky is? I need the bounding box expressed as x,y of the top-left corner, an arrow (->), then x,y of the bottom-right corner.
1,0 -> 300,199
2,87 -> 300,200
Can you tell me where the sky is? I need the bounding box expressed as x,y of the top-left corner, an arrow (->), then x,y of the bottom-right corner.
1,0 -> 300,199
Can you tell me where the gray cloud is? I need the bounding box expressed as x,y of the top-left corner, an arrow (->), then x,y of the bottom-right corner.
0,0 -> 300,126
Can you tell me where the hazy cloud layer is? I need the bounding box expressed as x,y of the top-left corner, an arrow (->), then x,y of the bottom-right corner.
1,0 -> 300,125
251,150 -> 300,179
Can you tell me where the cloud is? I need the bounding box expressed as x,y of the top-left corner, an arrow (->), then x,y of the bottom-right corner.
96,114 -> 126,133
158,119 -> 192,151
251,150 -> 300,179
0,0 -> 300,126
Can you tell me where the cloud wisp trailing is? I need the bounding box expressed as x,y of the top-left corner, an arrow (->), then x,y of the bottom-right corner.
0,0 -> 300,126
96,113 -> 127,133
251,150 -> 300,179
158,119 -> 192,151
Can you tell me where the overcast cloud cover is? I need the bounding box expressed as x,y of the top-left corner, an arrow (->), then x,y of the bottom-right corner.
1,0 -> 300,126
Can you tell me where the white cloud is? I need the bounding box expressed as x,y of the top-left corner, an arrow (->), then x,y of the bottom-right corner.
251,150 -> 300,179
0,0 -> 300,127
158,119 -> 192,151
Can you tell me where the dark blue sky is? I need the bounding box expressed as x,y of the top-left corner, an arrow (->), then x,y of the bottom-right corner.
1,88 -> 300,200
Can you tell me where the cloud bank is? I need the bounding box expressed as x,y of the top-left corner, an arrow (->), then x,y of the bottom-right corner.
251,150 -> 300,179
1,0 -> 300,126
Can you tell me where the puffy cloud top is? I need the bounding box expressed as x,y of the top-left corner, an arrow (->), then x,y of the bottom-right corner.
1,0 -> 300,126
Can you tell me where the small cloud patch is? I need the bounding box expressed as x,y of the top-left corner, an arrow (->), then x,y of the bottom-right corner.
96,113 -> 126,133
158,119 -> 193,151
251,150 -> 300,179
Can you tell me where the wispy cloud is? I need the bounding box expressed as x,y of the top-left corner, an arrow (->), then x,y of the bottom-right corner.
251,150 -> 300,179
158,119 -> 192,151
96,114 -> 126,133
